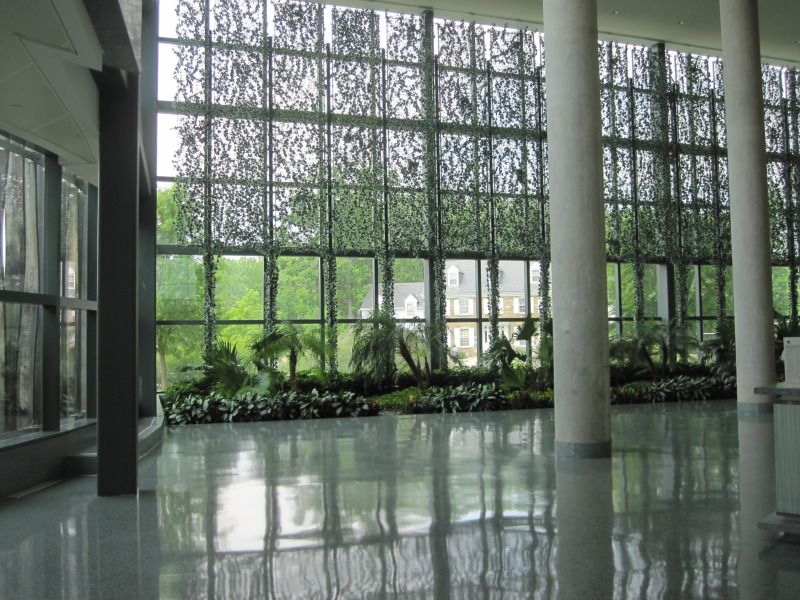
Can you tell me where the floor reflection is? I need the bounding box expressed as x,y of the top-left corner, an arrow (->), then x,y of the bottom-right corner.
1,401 -> 799,598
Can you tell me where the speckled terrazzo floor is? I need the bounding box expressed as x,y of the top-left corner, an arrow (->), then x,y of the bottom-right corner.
1,401 -> 799,599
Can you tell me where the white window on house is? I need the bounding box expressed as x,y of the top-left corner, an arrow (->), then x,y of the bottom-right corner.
513,297 -> 526,314
458,327 -> 473,348
447,266 -> 461,287
446,329 -> 452,347
483,326 -> 491,345
457,297 -> 470,315
67,266 -> 76,293
530,263 -> 541,289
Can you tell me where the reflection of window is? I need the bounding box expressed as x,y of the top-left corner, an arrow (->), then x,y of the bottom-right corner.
513,297 -> 526,314
458,298 -> 469,315
447,266 -> 461,286
458,327 -> 473,348
67,266 -> 76,293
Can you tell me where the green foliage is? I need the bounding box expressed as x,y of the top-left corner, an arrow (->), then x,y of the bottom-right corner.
701,320 -> 736,378
350,310 -> 396,392
202,340 -> 252,396
404,383 -> 505,414
533,333 -> 554,389
504,389 -> 554,409
611,375 -> 734,405
609,320 -> 698,382
250,325 -> 329,391
162,389 -> 380,426
370,387 -> 423,411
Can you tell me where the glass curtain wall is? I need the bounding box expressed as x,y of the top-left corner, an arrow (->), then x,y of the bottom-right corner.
155,0 -> 800,382
0,134 -> 96,438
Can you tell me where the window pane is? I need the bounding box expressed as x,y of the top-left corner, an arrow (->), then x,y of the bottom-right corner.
276,256 -> 320,320
336,257 -> 373,320
0,303 -> 41,436
725,266 -> 734,316
216,256 -> 263,321
446,259 -> 477,319
529,261 -> 548,319
642,264 -> 658,316
61,174 -> 87,298
61,309 -> 86,420
156,324 -> 204,390
157,182 -> 182,245
772,266 -> 792,318
680,265 -> 698,318
0,139 -> 41,294
497,260 -> 526,318
336,323 -> 355,373
479,260 -> 504,318
392,258 -> 425,319
157,255 -> 203,320
218,324 -> 263,360
607,263 -> 618,318
620,264 -> 635,318
700,265 -> 717,317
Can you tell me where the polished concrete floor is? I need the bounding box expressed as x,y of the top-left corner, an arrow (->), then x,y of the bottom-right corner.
0,401 -> 799,599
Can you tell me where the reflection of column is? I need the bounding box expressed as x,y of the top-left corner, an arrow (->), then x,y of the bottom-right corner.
555,457 -> 613,599
543,0 -> 610,458
262,427 -> 281,600
321,430 -> 343,597
737,413 -> 777,598
90,493 -> 159,599
429,417 -> 452,599
375,416 -> 400,596
719,0 -> 776,409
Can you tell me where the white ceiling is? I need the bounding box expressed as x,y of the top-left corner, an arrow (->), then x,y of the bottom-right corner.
0,0 -> 101,183
352,0 -> 800,66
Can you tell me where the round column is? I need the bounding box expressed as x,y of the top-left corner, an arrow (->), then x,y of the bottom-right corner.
543,0 -> 611,457
720,0 -> 776,412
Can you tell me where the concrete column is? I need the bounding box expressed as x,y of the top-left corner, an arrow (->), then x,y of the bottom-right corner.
544,0 -> 610,457
719,0 -> 776,411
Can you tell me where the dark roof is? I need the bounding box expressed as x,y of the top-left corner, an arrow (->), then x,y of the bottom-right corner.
360,282 -> 425,312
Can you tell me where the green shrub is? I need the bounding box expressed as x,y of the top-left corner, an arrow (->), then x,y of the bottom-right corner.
504,389 -> 554,409
404,383 -> 505,414
611,375 -> 735,405
163,389 -> 379,426
371,387 -> 423,411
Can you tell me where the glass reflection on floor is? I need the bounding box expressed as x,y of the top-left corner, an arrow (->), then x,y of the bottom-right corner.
1,401 -> 798,599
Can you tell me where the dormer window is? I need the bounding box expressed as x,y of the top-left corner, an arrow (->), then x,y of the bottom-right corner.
447,265 -> 461,287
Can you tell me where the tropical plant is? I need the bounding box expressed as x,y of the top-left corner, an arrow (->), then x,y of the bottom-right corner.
701,319 -> 736,378
202,340 -> 252,396
350,310 -> 396,392
395,320 -> 434,388
250,325 -> 329,391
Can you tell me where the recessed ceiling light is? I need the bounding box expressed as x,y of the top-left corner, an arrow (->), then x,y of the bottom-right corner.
678,20 -> 685,25
613,10 -> 620,15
